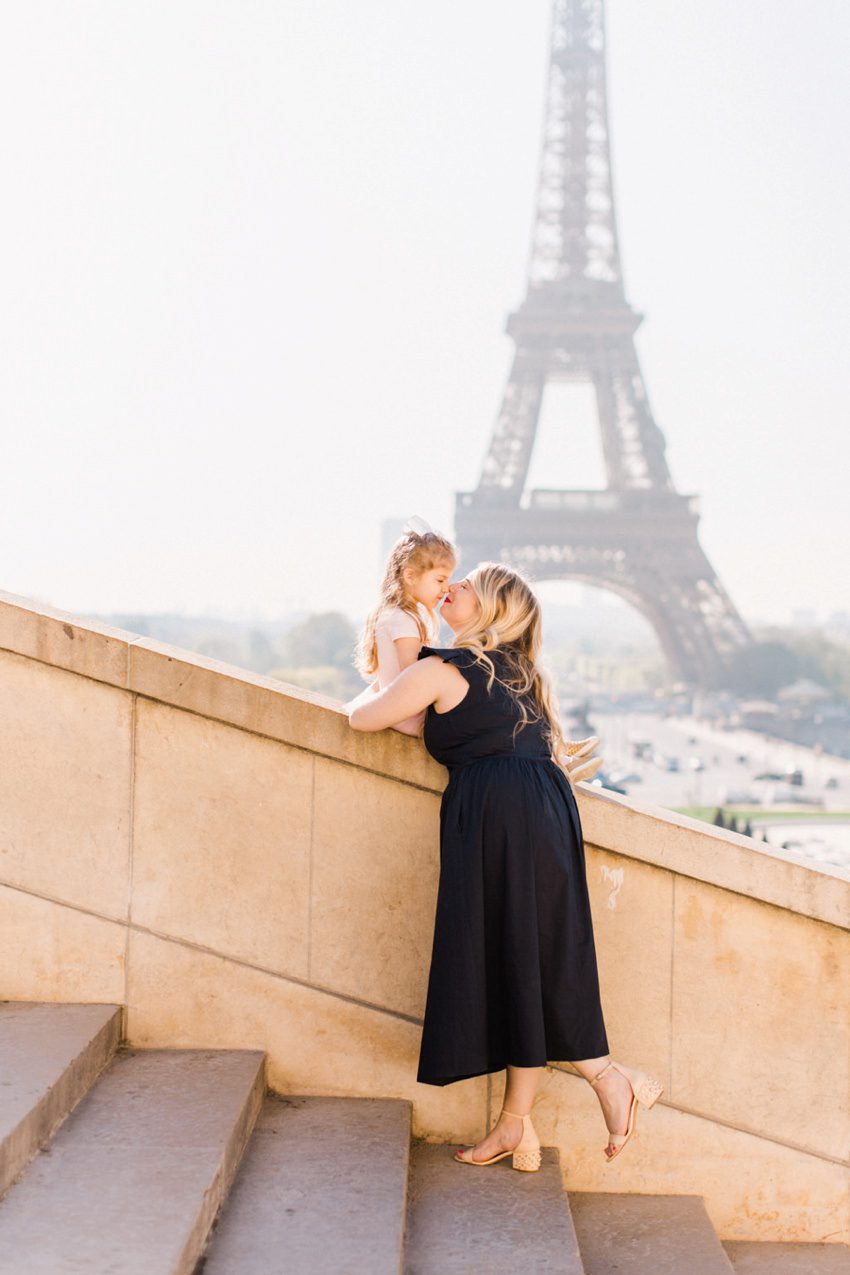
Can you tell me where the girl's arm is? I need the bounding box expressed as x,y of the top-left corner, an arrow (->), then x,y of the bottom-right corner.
375,634 -> 420,687
392,636 -> 421,674
349,658 -> 447,732
380,637 -> 424,734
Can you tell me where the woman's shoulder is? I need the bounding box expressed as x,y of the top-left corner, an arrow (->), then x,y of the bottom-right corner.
417,644 -> 481,670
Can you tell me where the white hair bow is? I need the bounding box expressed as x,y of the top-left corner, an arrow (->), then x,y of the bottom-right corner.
404,515 -> 434,535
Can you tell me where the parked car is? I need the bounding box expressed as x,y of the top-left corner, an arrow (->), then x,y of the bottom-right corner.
754,772 -> 784,782
688,756 -> 705,771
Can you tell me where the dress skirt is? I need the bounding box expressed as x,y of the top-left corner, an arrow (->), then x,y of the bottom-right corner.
416,755 -> 609,1087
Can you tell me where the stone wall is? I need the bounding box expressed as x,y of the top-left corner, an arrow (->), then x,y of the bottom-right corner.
0,588 -> 847,1243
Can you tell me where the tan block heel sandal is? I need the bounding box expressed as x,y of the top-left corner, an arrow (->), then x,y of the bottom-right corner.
588,1059 -> 663,1162
454,1108 -> 542,1172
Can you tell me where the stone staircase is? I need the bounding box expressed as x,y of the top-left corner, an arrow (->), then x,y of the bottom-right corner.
1,1003 -> 846,1274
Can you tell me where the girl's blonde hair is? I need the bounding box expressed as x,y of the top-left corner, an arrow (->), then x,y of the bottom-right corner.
355,529 -> 457,678
451,562 -> 574,783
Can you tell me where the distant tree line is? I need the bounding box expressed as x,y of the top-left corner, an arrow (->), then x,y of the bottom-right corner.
721,629 -> 850,700
713,808 -> 757,838
104,608 -> 364,700
269,611 -> 362,699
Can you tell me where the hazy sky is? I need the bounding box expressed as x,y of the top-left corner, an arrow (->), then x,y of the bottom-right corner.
2,1 -> 848,632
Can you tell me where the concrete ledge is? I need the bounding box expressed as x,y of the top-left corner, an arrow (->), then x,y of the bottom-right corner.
0,586 -> 847,928
0,590 -> 133,689
129,636 -> 443,790
581,785 -> 850,930
0,588 -> 443,792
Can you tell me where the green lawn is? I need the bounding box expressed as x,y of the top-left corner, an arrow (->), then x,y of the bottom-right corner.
674,807 -> 850,825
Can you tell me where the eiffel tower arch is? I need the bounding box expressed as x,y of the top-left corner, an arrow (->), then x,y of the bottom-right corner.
454,0 -> 752,689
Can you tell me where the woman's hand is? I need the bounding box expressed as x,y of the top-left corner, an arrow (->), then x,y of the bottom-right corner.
556,736 -> 603,784
563,752 -> 604,784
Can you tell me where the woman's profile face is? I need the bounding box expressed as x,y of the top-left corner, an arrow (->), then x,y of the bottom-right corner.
440,576 -> 479,631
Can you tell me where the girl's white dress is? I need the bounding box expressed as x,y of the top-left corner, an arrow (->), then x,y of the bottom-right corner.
374,603 -> 441,734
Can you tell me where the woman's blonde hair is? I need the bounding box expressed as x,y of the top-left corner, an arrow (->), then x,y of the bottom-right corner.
451,562 -> 574,782
354,529 -> 457,678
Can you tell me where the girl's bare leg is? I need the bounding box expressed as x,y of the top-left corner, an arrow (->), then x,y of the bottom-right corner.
460,1065 -> 544,1161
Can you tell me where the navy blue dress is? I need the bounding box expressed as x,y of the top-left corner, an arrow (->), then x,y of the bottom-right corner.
415,644 -> 609,1087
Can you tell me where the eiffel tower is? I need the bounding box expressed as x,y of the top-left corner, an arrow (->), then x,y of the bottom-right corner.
454,0 -> 751,689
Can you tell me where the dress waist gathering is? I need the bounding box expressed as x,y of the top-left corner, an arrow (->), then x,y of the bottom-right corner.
447,753 -> 554,775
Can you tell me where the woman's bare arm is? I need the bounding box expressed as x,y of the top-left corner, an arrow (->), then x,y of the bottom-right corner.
344,681 -> 380,713
348,657 -> 457,732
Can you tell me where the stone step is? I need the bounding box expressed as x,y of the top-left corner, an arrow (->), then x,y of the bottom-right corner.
0,1000 -> 122,1196
200,1094 -> 412,1274
404,1141 -> 584,1274
0,1047 -> 265,1275
723,1241 -> 850,1273
569,1192 -> 734,1275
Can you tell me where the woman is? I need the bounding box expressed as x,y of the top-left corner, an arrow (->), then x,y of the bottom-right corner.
348,562 -> 662,1171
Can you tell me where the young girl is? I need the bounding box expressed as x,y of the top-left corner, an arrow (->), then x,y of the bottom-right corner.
351,521 -> 457,735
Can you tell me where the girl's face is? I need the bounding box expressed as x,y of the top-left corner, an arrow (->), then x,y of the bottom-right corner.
439,576 -> 480,632
406,561 -> 454,611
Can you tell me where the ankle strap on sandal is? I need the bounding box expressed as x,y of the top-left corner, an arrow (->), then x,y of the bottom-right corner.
588,1061 -> 613,1088
501,1107 -> 531,1119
